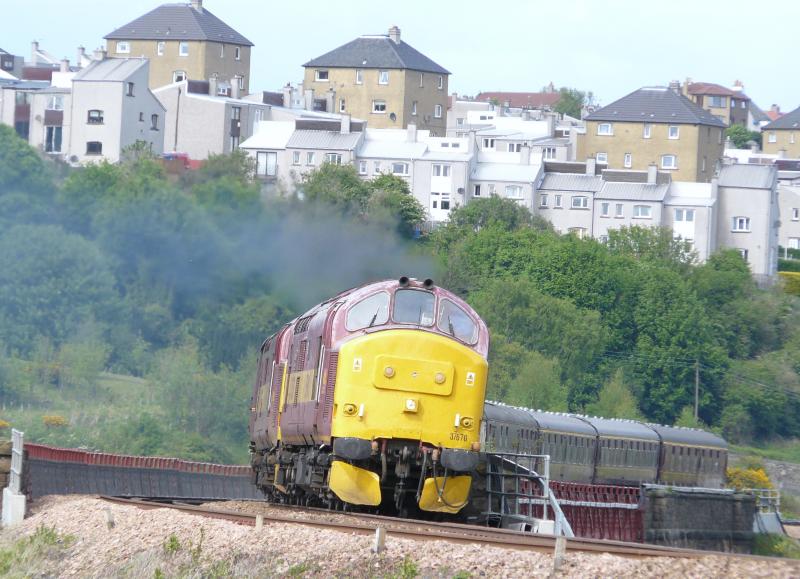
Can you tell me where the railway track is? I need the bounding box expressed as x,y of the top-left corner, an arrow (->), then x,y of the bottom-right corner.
101,495 -> 718,560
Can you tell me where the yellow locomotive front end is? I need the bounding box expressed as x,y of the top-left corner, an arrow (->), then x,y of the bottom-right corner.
327,278 -> 488,515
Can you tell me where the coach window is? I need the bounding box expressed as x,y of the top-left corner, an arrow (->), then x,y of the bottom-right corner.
437,299 -> 478,344
345,292 -> 390,330
393,289 -> 435,326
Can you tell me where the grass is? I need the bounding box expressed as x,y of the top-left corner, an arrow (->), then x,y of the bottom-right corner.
0,525 -> 75,578
752,534 -> 800,559
731,440 -> 800,465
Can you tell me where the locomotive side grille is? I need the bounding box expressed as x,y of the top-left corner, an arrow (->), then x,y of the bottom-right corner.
293,341 -> 308,407
271,363 -> 284,429
322,352 -> 338,419
294,315 -> 313,334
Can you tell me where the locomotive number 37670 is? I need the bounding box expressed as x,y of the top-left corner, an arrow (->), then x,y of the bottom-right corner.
449,432 -> 468,442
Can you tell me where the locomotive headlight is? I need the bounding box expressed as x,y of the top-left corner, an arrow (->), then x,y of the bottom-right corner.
404,398 -> 418,413
460,416 -> 474,429
434,372 -> 446,384
343,403 -> 357,416
384,366 -> 395,378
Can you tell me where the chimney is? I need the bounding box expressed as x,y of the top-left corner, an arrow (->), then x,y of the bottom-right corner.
304,88 -> 314,111
31,40 -> 39,64
325,88 -> 335,113
282,83 -> 292,108
230,77 -> 241,99
585,157 -> 596,176
520,145 -> 531,165
771,104 -> 781,114
388,26 -> 401,44
209,76 -> 218,96
191,0 -> 203,12
93,47 -> 107,61
340,113 -> 351,134
668,80 -> 680,94
647,163 -> 658,184
545,113 -> 555,136
750,141 -> 759,153
407,123 -> 417,142
60,58 -> 69,73
468,130 -> 476,153
77,46 -> 85,66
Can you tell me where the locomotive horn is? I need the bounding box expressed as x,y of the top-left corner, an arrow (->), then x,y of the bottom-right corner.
398,276 -> 410,287
423,278 -> 435,289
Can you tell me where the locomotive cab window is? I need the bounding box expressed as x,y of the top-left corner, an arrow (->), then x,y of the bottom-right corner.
393,289 -> 435,325
346,292 -> 390,331
437,299 -> 478,343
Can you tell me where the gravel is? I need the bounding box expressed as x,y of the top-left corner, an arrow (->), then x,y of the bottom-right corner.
1,496 -> 798,578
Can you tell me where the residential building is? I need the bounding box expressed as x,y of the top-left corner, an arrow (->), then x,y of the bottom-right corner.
28,87 -> 71,157
0,79 -> 50,140
682,80 -> 749,127
664,180 -> 718,262
303,26 -> 449,134
154,78 -> 270,162
577,86 -> 726,182
469,146 -> 542,216
69,58 -> 165,164
474,86 -> 561,111
778,184 -> 800,251
104,0 -> 253,92
536,162 -> 602,236
766,105 -> 784,122
0,48 -> 22,79
762,106 -> 800,157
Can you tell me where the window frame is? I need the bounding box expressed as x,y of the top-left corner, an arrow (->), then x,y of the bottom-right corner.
116,41 -> 130,54
86,141 -> 103,155
624,152 -> 632,168
392,162 -> 409,176
234,46 -> 241,61
768,132 -> 777,143
372,99 -> 387,114
179,41 -> 189,57
732,216 -> 751,232
643,124 -> 652,139
438,75 -> 444,90
473,184 -> 481,197
554,194 -> 562,208
540,193 -> 549,207
87,109 -> 104,124
601,202 -> 610,217
150,113 -> 159,131
596,152 -> 608,164
325,152 -> 343,165
571,195 -> 589,209
126,82 -> 135,97
355,69 -> 363,84
392,289 -> 435,326
661,154 -> 677,169
434,104 -> 443,118
668,125 -> 680,139
378,70 -> 389,85
306,152 -> 315,165
315,69 -> 329,82
505,185 -> 523,199
346,291 -> 391,331
597,123 -> 613,136
173,70 -> 187,83
358,160 -> 367,175
292,151 -> 301,165
157,41 -> 165,56
432,164 -> 451,177
633,204 -> 652,219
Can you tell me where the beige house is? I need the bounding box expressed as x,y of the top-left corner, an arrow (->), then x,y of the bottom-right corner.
682,81 -> 750,127
577,87 -> 726,183
104,0 -> 252,93
762,106 -> 800,157
303,27 -> 450,135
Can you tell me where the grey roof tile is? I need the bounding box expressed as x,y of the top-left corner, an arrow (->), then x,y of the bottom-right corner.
73,58 -> 148,82
539,173 -> 603,192
105,4 -> 253,46
596,182 -> 669,201
286,130 -> 362,150
717,163 -> 776,189
586,87 -> 726,127
304,36 -> 448,74
763,105 -> 800,130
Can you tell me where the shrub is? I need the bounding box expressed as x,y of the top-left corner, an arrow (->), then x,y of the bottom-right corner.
779,271 -> 800,296
42,415 -> 69,428
778,258 -> 800,273
726,465 -> 772,490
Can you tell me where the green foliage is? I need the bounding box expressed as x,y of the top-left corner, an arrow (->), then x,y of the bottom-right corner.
0,124 -> 52,194
752,534 -> 800,559
585,370 -> 642,420
505,352 -> 568,411
779,259 -> 800,273
163,534 -> 182,555
0,525 -> 75,577
726,124 -> 763,149
367,174 -> 426,238
553,87 -> 593,119
674,405 -> 704,429
780,272 -> 800,296
300,163 -> 371,214
606,225 -> 697,271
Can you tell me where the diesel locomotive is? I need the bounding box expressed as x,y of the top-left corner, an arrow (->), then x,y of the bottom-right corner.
249,277 -> 489,515
248,277 -> 728,517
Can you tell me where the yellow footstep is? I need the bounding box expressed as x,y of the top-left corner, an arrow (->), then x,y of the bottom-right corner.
329,461 -> 381,506
418,475 -> 471,514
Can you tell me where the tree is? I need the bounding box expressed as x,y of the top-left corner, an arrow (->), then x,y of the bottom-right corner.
505,351 -> 568,411
0,124 -> 52,194
585,369 -> 642,419
554,87 -> 593,119
726,125 -> 762,149
366,174 -> 426,238
299,163 -> 371,214
58,162 -> 125,233
606,225 -> 697,271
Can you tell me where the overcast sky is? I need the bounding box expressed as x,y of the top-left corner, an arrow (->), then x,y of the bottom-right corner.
6,0 -> 798,111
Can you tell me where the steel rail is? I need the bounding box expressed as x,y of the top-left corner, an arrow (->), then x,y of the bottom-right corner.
100,495 -> 718,559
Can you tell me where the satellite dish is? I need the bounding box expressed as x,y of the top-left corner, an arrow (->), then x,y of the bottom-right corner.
389,112 -> 397,122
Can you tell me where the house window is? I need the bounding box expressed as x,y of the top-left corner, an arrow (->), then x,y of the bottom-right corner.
596,152 -> 608,164
256,151 -> 277,176
601,202 -> 610,217
473,184 -> 481,197
157,42 -> 165,56
571,195 -> 589,209
732,216 -> 750,231
355,69 -> 363,84
292,151 -> 301,165
372,100 -> 386,113
373,161 -> 381,173
326,153 -> 343,165
615,203 -> 624,217
234,46 -> 241,60
597,123 -> 613,135
46,95 -> 64,110
219,44 -> 224,58
139,112 -> 144,122
179,41 -> 189,56
358,160 -> 367,175
392,162 -> 409,175
505,185 -> 523,199
792,208 -> 799,221
540,193 -> 549,207
482,138 -> 495,149
412,101 -> 417,116
438,76 -> 444,89
230,135 -> 240,150
419,73 -> 424,87
544,146 -> 557,159
306,152 -> 315,165
554,194 -> 562,208
508,143 -> 521,152
738,248 -> 749,261
232,106 -> 241,120
674,208 -> 695,222
116,41 -> 130,54
668,125 -> 680,139
86,141 -> 102,155
150,114 -> 159,130
432,164 -> 451,177
87,109 -> 103,124
378,70 -> 389,85
624,153 -> 632,168
315,70 -> 329,81
568,227 -> 587,239
44,126 -> 62,153
339,98 -> 346,113
441,193 -> 451,210
126,82 -> 135,96
708,96 -> 725,108
238,76 -> 245,90
791,133 -> 796,144
661,154 -> 677,169
633,205 -> 652,218
643,124 -> 652,139
768,132 -> 777,143
173,70 -> 186,83
434,104 -> 443,118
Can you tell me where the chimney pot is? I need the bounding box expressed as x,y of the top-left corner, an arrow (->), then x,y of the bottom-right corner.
341,113 -> 351,135
668,80 -> 680,94
647,163 -> 658,184
191,0 -> 203,12
60,58 -> 69,73
585,157 -> 596,175
388,26 -> 401,44
209,76 -> 218,96
31,40 -> 39,64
